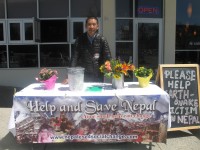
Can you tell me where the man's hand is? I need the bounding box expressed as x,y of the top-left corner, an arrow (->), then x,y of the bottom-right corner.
62,79 -> 68,84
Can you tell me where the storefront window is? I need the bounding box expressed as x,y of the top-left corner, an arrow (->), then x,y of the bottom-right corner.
8,20 -> 34,43
0,0 -> 5,18
40,20 -> 67,42
9,45 -> 38,68
40,44 -> 70,67
9,22 -> 21,41
7,0 -> 37,18
39,0 -> 69,18
116,19 -> 133,41
0,22 -> 5,42
24,23 -> 33,41
116,42 -> 133,63
73,22 -> 84,40
175,51 -> 200,64
3,0 -> 102,68
116,0 -> 133,17
176,0 -> 200,50
138,23 -> 159,69
71,0 -> 101,17
135,0 -> 163,18
0,45 -> 7,68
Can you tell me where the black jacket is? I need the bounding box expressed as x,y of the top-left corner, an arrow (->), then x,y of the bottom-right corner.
70,32 -> 111,82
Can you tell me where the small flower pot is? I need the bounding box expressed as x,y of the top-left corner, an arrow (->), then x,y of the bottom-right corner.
42,75 -> 57,90
136,74 -> 152,88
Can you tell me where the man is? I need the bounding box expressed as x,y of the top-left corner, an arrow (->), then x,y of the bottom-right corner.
70,16 -> 111,82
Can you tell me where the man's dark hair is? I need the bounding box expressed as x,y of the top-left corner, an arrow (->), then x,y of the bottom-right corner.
86,16 -> 99,24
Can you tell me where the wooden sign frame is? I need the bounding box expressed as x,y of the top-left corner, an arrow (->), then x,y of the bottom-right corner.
156,64 -> 200,131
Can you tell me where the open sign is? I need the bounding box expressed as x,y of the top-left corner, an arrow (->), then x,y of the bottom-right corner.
137,6 -> 160,15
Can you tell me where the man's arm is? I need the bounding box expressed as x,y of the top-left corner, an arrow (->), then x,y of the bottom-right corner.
101,36 -> 112,62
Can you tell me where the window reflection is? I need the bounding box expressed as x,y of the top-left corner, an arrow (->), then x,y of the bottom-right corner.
0,23 -> 4,41
175,51 -> 200,64
71,0 -> 100,17
176,0 -> 200,65
10,23 -> 21,41
0,45 -> 7,68
0,0 -> 5,18
25,23 -> 33,41
116,19 -> 133,41
116,0 -> 133,17
73,22 -> 84,40
7,0 -> 37,18
138,23 -> 159,70
40,20 -> 67,42
176,25 -> 200,49
9,45 -> 38,68
40,44 -> 70,67
39,0 -> 69,18
176,0 -> 200,50
177,0 -> 200,25
116,42 -> 133,63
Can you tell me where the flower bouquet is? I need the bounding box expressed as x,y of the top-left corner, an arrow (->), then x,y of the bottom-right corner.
100,59 -> 135,79
36,68 -> 58,90
100,59 -> 135,89
134,66 -> 153,87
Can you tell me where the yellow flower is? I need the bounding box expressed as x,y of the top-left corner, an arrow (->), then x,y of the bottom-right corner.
114,64 -> 122,72
134,66 -> 153,77
113,74 -> 121,79
99,65 -> 104,72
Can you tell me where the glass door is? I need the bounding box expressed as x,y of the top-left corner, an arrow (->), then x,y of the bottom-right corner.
134,19 -> 163,79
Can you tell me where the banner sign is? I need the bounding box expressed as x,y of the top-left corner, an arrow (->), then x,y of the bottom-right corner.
14,94 -> 169,143
156,64 -> 200,131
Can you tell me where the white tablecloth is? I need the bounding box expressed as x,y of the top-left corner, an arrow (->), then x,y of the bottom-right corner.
9,82 -> 170,143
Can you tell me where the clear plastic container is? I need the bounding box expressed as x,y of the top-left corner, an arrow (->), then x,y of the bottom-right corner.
66,67 -> 85,91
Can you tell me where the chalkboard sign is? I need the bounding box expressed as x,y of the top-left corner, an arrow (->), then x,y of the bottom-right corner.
156,64 -> 200,131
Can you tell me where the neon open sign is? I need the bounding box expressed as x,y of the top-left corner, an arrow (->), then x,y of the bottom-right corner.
137,6 -> 160,15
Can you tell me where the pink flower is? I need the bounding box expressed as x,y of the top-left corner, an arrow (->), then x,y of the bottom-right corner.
36,68 -> 58,81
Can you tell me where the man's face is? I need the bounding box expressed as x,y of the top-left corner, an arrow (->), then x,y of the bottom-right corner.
86,18 -> 99,37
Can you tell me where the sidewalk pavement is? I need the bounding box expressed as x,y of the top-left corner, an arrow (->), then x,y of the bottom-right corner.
0,86 -> 22,108
0,108 -> 200,150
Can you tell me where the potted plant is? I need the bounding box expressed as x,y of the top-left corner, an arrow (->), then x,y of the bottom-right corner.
100,59 -> 135,89
36,68 -> 58,90
134,66 -> 153,88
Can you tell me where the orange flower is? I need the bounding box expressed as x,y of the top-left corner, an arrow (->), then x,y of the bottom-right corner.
121,63 -> 128,75
129,64 -> 135,70
105,61 -> 110,66
105,61 -> 112,71
122,62 -> 129,71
